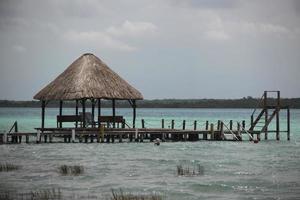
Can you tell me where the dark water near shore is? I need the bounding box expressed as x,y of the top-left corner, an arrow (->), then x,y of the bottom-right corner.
0,108 -> 300,199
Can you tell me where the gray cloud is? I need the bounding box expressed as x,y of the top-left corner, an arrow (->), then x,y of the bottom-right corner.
0,0 -> 299,100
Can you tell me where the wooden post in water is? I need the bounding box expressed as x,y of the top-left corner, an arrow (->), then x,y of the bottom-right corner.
220,121 -> 224,140
182,120 -> 186,141
237,122 -> 241,141
91,99 -> 95,127
242,120 -> 245,129
41,100 -> 45,130
141,119 -> 145,128
204,121 -> 208,140
171,120 -> 174,129
75,100 -> 79,128
264,91 -> 268,140
98,99 -> 101,128
59,100 -> 63,128
217,120 -> 221,130
82,99 -> 86,128
112,99 -> 116,128
210,123 -> 214,140
192,120 -> 199,141
100,125 -> 104,143
229,120 -> 233,130
287,107 -> 290,141
276,91 -> 280,140
162,119 -> 164,129
72,129 -> 75,143
132,100 -> 136,128
36,130 -> 41,144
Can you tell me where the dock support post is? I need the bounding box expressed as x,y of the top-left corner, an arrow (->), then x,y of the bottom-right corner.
204,121 -> 208,140
141,119 -> 145,128
112,99 -> 116,128
132,100 -> 136,128
237,122 -> 241,141
287,107 -> 290,141
82,99 -> 86,128
26,135 -> 29,143
210,123 -> 214,140
98,99 -> 101,128
135,128 -> 138,142
100,125 -> 104,143
229,120 -> 233,130
220,121 -> 224,140
75,100 -> 78,128
41,100 -> 45,130
276,91 -> 280,140
3,132 -> 7,144
59,100 -> 63,128
72,129 -> 75,143
171,120 -> 174,129
264,91 -> 268,140
49,134 -> 52,143
91,99 -> 95,127
182,120 -> 186,141
162,119 -> 164,129
36,130 -> 41,143
217,120 -> 220,130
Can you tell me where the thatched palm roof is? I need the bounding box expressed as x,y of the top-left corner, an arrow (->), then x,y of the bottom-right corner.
34,53 -> 143,100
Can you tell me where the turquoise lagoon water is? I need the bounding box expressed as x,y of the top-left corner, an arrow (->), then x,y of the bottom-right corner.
0,108 -> 299,199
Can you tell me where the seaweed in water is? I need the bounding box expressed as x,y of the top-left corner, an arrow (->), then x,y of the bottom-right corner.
176,164 -> 204,176
111,188 -> 163,200
0,163 -> 20,172
58,165 -> 84,175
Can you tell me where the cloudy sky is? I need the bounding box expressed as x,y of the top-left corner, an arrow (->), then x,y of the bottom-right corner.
0,0 -> 299,100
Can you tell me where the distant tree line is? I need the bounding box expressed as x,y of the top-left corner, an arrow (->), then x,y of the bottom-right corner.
0,97 -> 299,108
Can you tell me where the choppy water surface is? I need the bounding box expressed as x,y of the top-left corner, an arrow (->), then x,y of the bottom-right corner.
0,108 -> 300,199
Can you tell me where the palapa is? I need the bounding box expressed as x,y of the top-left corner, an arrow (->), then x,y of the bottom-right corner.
34,53 -> 143,100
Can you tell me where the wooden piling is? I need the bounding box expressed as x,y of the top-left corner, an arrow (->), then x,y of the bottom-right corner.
141,119 -> 145,128
220,121 -> 224,140
210,123 -> 214,140
217,120 -> 220,130
171,120 -> 174,129
36,130 -> 41,143
72,129 -> 75,143
75,100 -> 79,128
204,121 -> 208,140
287,107 -> 290,141
162,119 -> 164,129
229,120 -> 233,130
276,91 -> 280,140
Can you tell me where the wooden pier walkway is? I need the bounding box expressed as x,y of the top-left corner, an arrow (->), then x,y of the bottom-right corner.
0,125 -> 262,144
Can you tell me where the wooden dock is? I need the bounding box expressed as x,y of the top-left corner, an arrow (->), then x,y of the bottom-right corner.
0,122 -> 262,144
0,91 -> 291,145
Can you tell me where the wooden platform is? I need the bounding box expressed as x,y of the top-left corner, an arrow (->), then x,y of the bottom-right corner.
0,127 -> 262,144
